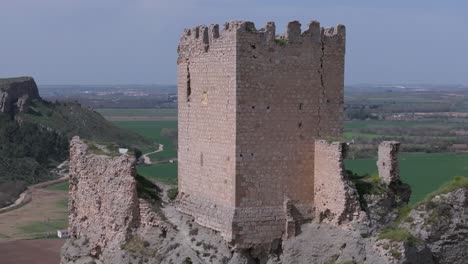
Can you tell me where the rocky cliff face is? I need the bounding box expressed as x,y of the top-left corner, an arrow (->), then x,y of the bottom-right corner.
0,77 -> 40,114
400,188 -> 468,264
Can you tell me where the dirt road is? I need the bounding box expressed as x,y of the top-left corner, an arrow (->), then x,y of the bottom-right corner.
142,144 -> 164,164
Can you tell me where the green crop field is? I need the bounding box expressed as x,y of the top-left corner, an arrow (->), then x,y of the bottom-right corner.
97,109 -> 177,118
137,162 -> 178,185
345,152 -> 468,203
112,120 -> 178,185
113,121 -> 177,159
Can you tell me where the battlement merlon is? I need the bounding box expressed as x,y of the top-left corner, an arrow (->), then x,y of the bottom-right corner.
177,20 -> 345,63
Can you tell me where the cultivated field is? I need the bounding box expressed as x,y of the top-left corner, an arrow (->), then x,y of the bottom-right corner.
102,107 -> 468,202
0,181 -> 69,240
0,238 -> 64,264
97,109 -> 177,121
346,152 -> 468,203
102,113 -> 177,185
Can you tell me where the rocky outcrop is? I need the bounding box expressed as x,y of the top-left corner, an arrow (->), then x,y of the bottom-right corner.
400,188 -> 468,264
358,141 -> 411,230
0,77 -> 40,114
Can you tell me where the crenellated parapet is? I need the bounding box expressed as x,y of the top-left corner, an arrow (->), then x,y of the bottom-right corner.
177,20 -> 345,63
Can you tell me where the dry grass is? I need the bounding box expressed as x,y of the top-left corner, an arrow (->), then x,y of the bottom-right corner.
0,187 -> 68,240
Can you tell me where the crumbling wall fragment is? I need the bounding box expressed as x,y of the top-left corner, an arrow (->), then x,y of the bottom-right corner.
314,140 -> 363,224
377,141 -> 401,185
66,136 -> 140,260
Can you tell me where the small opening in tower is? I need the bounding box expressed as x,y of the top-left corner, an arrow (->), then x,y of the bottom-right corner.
239,153 -> 243,158
186,63 -> 191,102
266,106 -> 270,110
326,99 -> 330,103
299,103 -> 303,110
298,122 -> 303,128
251,105 -> 255,109
252,55 -> 257,59
250,44 -> 256,49
251,153 -> 254,157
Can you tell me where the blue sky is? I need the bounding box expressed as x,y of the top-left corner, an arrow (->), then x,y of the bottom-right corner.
0,0 -> 467,85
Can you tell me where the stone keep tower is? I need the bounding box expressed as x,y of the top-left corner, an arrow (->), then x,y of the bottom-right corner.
177,20 -> 346,246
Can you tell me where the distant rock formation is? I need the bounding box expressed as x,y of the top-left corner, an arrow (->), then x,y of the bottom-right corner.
0,77 -> 40,114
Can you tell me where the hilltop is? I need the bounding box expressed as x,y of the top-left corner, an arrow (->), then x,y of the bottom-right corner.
0,77 -> 151,207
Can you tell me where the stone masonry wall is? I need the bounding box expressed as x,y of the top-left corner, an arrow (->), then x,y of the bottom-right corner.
314,140 -> 362,225
177,23 -> 238,241
233,21 -> 345,244
377,141 -> 401,185
68,137 -> 140,258
177,20 -> 346,247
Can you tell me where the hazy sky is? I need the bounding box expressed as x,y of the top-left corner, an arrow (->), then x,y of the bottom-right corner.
1,0 -> 467,85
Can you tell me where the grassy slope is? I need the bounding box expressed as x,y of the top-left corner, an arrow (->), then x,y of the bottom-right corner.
345,152 -> 468,203
20,100 -> 151,149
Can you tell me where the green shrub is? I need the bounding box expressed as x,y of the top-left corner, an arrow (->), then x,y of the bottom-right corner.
274,38 -> 286,46
121,235 -> 156,257
167,187 -> 178,200
135,174 -> 160,201
378,227 -> 418,246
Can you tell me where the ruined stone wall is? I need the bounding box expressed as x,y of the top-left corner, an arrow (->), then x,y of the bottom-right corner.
177,20 -> 345,246
377,141 -> 401,185
177,23 -> 239,240
314,140 -> 362,225
68,137 -> 140,258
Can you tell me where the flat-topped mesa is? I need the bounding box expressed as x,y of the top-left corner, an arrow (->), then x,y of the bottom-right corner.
177,20 -> 345,63
0,77 -> 40,114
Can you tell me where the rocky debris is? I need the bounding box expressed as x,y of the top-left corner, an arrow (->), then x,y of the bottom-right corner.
400,188 -> 468,264
352,140 -> 411,230
373,238 -> 433,264
362,181 -> 411,231
0,77 -> 40,114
